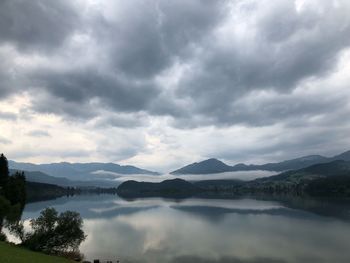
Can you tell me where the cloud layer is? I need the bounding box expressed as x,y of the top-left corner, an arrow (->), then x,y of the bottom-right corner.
1,0 -> 350,171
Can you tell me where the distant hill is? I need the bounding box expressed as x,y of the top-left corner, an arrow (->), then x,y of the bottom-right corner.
249,160 -> 350,184
10,169 -> 118,188
117,178 -> 199,197
26,181 -> 70,202
9,160 -> 160,181
171,150 -> 350,175
193,179 -> 244,192
240,160 -> 350,196
120,160 -> 350,198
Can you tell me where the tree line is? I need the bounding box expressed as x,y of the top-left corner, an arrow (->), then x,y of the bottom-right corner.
0,153 -> 26,207
0,153 -> 27,242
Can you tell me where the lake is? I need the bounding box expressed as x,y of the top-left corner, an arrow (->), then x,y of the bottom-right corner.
18,195 -> 350,263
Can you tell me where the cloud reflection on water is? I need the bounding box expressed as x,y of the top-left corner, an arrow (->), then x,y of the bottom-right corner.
18,195 -> 350,263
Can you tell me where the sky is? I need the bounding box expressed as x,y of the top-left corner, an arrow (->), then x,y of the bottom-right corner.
0,0 -> 350,173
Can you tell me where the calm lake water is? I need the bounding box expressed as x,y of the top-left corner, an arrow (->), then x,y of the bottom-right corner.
19,195 -> 350,263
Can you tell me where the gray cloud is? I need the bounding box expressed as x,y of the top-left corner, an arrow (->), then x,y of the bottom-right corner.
1,0 -> 350,166
17,0 -> 225,119
0,0 -> 80,52
0,111 -> 17,120
0,49 -> 23,99
28,69 -> 160,119
0,136 -> 11,145
94,0 -> 225,79
26,130 -> 50,137
175,1 -> 350,126
8,148 -> 91,160
92,113 -> 148,129
2,0 -> 348,126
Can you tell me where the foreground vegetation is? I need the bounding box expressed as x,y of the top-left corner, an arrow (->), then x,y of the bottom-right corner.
9,207 -> 86,257
1,153 -> 86,261
0,241 -> 73,263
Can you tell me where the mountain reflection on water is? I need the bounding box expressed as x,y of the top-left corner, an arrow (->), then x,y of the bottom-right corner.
20,195 -> 350,263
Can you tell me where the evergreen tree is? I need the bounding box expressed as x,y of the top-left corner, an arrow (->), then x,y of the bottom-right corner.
4,171 -> 26,206
0,153 -> 9,188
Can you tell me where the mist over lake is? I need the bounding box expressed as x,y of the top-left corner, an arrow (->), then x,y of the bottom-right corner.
108,170 -> 277,185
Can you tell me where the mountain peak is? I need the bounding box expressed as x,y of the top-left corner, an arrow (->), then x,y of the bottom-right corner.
200,158 -> 225,164
171,149 -> 350,175
171,158 -> 231,175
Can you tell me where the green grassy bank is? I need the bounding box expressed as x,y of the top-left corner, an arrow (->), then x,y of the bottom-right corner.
0,242 -> 73,263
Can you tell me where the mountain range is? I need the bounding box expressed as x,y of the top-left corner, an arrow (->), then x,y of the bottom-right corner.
9,160 -> 159,181
171,150 -> 350,175
9,149 -> 350,191
119,160 -> 350,198
10,169 -> 119,188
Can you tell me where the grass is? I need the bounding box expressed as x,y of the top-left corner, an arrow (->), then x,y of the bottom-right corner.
0,242 -> 74,263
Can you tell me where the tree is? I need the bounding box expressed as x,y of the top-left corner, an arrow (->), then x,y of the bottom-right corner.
0,196 -> 23,241
4,171 -> 26,206
0,154 -> 26,241
15,207 -> 86,255
0,153 -> 9,188
0,195 -> 11,233
31,207 -> 58,234
52,210 -> 86,252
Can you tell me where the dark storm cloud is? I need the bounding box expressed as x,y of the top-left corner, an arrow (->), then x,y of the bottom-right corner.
8,0 -> 225,119
29,69 -> 160,119
0,0 -> 80,99
0,50 -> 21,99
175,1 -> 350,126
0,0 -> 80,52
1,0 -> 350,132
94,0 -> 225,79
29,91 -> 99,120
210,87 -> 349,128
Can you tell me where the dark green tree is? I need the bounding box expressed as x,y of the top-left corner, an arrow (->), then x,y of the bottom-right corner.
0,153 -> 9,189
4,171 -> 26,206
0,195 -> 11,235
0,196 -> 24,242
0,154 -> 26,241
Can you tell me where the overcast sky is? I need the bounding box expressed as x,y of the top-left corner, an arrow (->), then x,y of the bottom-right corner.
0,0 -> 350,172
